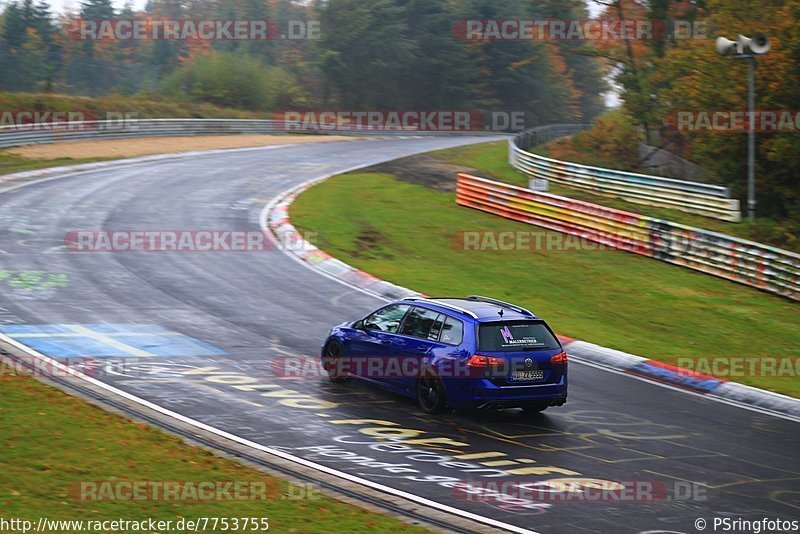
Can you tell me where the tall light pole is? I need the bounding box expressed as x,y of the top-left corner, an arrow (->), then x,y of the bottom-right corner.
716,33 -> 771,222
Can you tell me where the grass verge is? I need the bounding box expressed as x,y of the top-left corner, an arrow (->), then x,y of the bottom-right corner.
290,171 -> 800,397
0,92 -> 265,120
0,151 -> 111,175
0,373 -> 423,533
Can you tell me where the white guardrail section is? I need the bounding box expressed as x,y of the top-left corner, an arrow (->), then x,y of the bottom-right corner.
510,125 -> 742,222
457,173 -> 800,302
0,118 -> 482,149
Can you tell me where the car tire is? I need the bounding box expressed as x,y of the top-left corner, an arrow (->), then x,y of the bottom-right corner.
322,341 -> 348,383
417,368 -> 446,413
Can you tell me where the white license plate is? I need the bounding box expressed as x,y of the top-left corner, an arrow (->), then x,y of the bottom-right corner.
510,370 -> 544,382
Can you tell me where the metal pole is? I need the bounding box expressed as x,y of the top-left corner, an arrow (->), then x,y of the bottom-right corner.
747,56 -> 756,221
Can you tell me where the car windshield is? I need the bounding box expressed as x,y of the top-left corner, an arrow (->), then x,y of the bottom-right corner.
478,321 -> 559,351
362,304 -> 410,333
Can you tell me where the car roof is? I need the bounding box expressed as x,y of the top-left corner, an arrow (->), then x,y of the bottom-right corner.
400,296 -> 540,322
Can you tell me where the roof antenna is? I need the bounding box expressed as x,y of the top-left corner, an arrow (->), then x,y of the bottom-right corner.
498,309 -> 504,317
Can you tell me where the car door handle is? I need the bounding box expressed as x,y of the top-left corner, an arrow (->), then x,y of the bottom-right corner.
415,346 -> 428,352
380,339 -> 391,344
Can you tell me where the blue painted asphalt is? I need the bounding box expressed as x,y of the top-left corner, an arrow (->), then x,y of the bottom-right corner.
0,324 -> 226,358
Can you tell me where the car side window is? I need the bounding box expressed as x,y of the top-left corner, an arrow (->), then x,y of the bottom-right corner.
440,316 -> 464,345
363,304 -> 410,333
398,307 -> 442,339
428,314 -> 445,341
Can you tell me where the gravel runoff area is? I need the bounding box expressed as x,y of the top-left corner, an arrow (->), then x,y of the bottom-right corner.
6,134 -> 358,160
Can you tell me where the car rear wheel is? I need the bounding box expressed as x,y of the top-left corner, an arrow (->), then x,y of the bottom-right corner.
417,369 -> 446,413
322,341 -> 348,383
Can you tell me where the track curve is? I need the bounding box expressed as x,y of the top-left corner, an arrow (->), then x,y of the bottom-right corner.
0,137 -> 798,534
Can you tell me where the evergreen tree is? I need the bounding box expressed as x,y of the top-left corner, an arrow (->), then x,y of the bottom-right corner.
1,2 -> 28,48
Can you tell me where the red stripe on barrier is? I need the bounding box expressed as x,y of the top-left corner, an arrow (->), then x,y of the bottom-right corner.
635,358 -> 727,383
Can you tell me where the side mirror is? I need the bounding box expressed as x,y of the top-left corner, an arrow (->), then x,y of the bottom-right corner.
353,320 -> 365,330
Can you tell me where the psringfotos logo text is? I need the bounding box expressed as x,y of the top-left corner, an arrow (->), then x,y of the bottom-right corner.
70,19 -> 320,41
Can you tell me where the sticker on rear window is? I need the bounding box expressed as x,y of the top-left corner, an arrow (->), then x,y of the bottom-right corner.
479,322 -> 559,351
500,325 -> 540,347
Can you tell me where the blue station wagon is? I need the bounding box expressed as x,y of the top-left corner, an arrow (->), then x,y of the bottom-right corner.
321,296 -> 567,413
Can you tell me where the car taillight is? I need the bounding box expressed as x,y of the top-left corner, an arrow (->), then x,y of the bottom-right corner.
551,352 -> 568,365
467,354 -> 505,367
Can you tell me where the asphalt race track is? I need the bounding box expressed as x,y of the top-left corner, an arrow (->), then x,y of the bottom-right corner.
0,137 -> 798,534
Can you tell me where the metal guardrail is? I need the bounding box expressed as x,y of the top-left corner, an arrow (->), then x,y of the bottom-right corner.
510,125 -> 741,222
511,123 -> 588,149
456,173 -> 800,302
0,118 -> 481,149
0,119 -> 281,148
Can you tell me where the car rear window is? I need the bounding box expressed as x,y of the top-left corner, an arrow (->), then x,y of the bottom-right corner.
478,321 -> 559,351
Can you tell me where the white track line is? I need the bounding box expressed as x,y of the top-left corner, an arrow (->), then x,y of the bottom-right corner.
0,332 -> 538,534
0,145 -> 538,534
569,355 -> 800,424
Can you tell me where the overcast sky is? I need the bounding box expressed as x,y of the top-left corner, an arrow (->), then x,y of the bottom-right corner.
0,0 -> 146,15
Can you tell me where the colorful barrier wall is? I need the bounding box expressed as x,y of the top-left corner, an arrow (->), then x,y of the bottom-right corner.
456,173 -> 800,301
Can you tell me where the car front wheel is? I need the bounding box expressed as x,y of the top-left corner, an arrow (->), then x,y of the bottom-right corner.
322,341 -> 348,383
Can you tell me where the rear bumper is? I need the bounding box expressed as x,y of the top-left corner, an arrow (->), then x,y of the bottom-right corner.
444,374 -> 568,409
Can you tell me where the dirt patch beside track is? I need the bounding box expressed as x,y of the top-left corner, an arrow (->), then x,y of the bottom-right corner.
360,153 -> 480,191
7,134 -> 358,160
